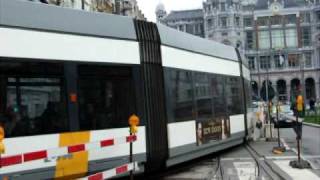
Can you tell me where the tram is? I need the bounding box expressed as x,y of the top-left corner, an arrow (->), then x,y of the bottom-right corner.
0,0 -> 252,179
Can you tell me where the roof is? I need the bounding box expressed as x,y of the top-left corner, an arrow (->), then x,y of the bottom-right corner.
164,9 -> 203,21
254,0 -> 307,10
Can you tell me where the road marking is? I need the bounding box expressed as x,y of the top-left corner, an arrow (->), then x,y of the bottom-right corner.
221,157 -> 254,161
233,162 -> 257,180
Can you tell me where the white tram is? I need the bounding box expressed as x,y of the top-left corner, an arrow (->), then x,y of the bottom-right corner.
0,0 -> 252,179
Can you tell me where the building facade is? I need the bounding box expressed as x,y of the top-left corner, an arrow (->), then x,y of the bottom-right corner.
157,0 -> 320,102
156,4 -> 205,38
244,0 -> 320,102
29,0 -> 145,20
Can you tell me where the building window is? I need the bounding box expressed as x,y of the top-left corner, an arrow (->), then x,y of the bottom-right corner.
222,32 -> 228,36
274,55 -> 285,68
196,24 -> 203,34
257,17 -> 269,26
285,14 -> 296,24
288,54 -> 299,68
271,30 -> 285,48
260,56 -> 271,69
304,52 -> 312,67
271,16 -> 282,25
301,12 -> 311,23
244,17 -> 253,27
221,2 -> 226,12
235,16 -> 240,27
207,19 -> 212,30
302,27 -> 311,47
179,25 -> 184,32
186,24 -> 194,34
220,17 -> 227,28
258,31 -> 270,49
285,29 -> 297,47
246,31 -> 255,50
248,56 -> 255,70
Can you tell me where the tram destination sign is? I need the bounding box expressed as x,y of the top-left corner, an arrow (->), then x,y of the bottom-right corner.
196,117 -> 230,146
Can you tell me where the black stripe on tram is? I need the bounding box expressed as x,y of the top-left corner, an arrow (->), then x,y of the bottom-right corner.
133,19 -> 169,174
235,48 -> 249,138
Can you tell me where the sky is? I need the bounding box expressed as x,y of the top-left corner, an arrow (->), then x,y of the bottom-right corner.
136,0 -> 204,22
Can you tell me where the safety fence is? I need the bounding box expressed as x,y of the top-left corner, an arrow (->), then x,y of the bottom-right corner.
0,134 -> 137,167
79,162 -> 139,180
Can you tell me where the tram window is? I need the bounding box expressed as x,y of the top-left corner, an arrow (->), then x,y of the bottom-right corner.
226,77 -> 243,115
78,65 -> 137,130
210,75 -> 227,117
165,69 -> 195,122
194,73 -> 213,120
0,60 -> 68,138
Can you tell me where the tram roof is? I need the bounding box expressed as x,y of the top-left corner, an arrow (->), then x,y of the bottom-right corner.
0,0 -> 239,62
157,24 -> 239,62
0,0 -> 137,40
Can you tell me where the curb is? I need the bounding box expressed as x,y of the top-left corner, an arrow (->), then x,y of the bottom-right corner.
264,160 -> 292,180
303,122 -> 320,128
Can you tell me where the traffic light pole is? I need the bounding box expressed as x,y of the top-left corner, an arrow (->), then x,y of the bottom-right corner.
289,99 -> 310,169
272,102 -> 285,154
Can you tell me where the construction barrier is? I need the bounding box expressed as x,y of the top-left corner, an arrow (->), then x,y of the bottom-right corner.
79,162 -> 139,180
0,134 -> 137,167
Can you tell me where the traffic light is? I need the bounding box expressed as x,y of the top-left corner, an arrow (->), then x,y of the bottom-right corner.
296,95 -> 303,112
0,125 -> 5,154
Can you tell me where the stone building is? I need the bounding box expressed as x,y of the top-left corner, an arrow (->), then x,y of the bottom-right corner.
28,0 -> 145,20
244,0 -> 320,102
156,3 -> 205,38
156,0 -> 320,102
114,0 -> 146,20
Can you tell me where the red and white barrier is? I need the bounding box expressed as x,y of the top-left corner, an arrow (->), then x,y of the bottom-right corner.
79,162 -> 139,180
0,135 -> 137,167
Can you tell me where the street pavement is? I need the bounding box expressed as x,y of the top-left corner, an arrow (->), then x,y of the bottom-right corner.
163,124 -> 320,180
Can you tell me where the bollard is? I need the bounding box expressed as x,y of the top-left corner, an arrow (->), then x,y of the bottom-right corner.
128,114 -> 139,180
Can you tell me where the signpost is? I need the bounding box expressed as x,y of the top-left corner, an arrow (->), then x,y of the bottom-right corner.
272,102 -> 286,154
289,95 -> 311,169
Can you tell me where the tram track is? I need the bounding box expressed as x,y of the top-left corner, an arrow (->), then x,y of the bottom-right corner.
129,143 -> 287,180
245,143 -> 285,180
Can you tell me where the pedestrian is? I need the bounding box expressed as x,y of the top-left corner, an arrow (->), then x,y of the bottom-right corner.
309,98 -> 315,112
254,103 -> 265,141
